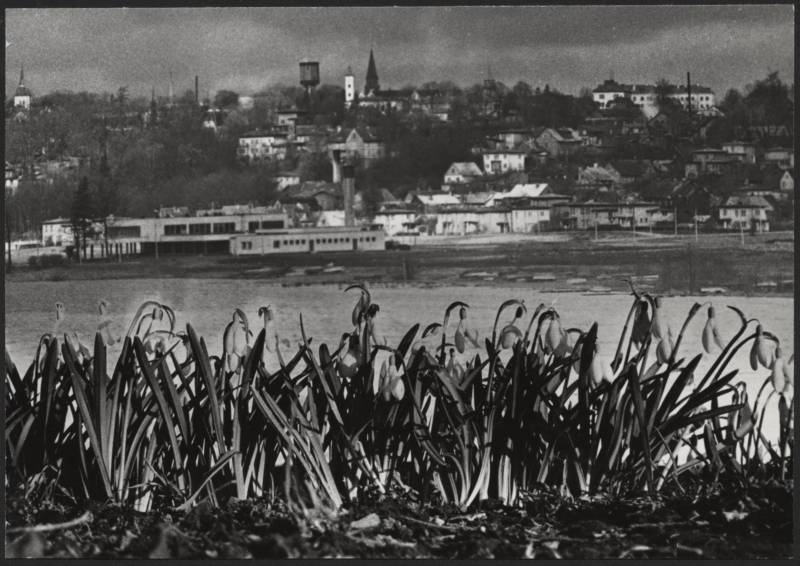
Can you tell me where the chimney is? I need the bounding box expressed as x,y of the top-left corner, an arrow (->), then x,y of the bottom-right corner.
342,163 -> 355,227
195,75 -> 199,105
686,71 -> 692,114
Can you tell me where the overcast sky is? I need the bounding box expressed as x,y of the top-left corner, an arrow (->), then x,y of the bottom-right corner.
5,5 -> 795,101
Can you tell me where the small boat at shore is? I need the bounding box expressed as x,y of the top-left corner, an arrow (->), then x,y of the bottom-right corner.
566,277 -> 587,285
700,286 -> 728,294
462,271 -> 498,279
322,265 -> 345,274
585,285 -> 613,294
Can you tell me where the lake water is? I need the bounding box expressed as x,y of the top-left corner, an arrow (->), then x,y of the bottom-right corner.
5,279 -> 794,441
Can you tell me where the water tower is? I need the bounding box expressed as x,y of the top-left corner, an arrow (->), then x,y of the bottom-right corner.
299,60 -> 320,112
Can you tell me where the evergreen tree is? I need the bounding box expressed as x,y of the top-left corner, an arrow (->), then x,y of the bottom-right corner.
70,176 -> 93,261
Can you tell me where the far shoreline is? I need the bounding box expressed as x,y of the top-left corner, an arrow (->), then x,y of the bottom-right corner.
5,230 -> 794,298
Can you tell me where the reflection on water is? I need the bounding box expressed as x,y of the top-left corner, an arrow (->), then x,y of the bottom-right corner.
5,279 -> 794,439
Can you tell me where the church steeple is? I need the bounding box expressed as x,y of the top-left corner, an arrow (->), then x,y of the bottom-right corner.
14,64 -> 32,109
365,49 -> 379,94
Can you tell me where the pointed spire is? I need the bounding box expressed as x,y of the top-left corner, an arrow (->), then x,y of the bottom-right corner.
19,64 -> 24,86
346,65 -> 353,76
365,49 -> 379,93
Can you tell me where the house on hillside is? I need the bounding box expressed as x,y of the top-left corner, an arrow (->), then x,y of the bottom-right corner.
275,171 -> 301,191
489,128 -> 535,150
607,160 -> 653,185
442,162 -> 484,187
576,164 -> 621,190
327,127 -> 386,166
779,171 -> 794,194
762,147 -> 794,170
354,188 -> 402,214
717,195 -> 773,232
405,191 -> 461,213
276,181 -> 342,210
687,148 -> 739,176
722,141 -> 757,165
485,183 -> 569,208
238,130 -> 291,163
480,148 -> 527,175
535,128 -> 584,158
275,108 -> 307,127
458,191 -> 494,206
5,162 -> 20,194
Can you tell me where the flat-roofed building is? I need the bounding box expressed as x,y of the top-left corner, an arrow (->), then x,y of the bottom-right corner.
230,225 -> 385,255
104,209 -> 289,256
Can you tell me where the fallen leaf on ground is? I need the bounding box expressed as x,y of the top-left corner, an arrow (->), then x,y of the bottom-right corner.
722,510 -> 749,522
349,513 -> 380,530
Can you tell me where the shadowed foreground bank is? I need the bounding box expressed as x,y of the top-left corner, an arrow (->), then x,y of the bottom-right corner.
5,479 -> 793,559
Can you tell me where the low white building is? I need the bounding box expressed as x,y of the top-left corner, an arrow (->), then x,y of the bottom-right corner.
510,207 -> 550,233
372,210 -> 420,237
435,207 -> 512,235
230,226 -> 385,255
41,218 -> 74,246
611,202 -> 662,228
316,210 -> 346,227
718,196 -> 772,232
104,209 -> 290,257
5,162 -> 20,194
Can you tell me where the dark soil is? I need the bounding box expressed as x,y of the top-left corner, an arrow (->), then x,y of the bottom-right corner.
5,480 -> 793,559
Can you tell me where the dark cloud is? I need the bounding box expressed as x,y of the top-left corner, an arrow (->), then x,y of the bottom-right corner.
5,6 -> 794,100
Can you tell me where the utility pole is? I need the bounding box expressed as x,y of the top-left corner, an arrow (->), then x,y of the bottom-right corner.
694,208 -> 698,242
5,206 -> 12,272
674,205 -> 678,236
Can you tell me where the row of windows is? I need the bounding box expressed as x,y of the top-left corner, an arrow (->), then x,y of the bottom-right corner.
240,235 -> 379,250
164,222 -> 237,236
597,93 -> 712,102
107,226 -> 142,238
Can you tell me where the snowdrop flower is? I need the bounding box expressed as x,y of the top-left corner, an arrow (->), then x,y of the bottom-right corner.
378,352 -> 405,401
650,297 -> 669,341
701,305 -> 725,354
749,324 -> 776,371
